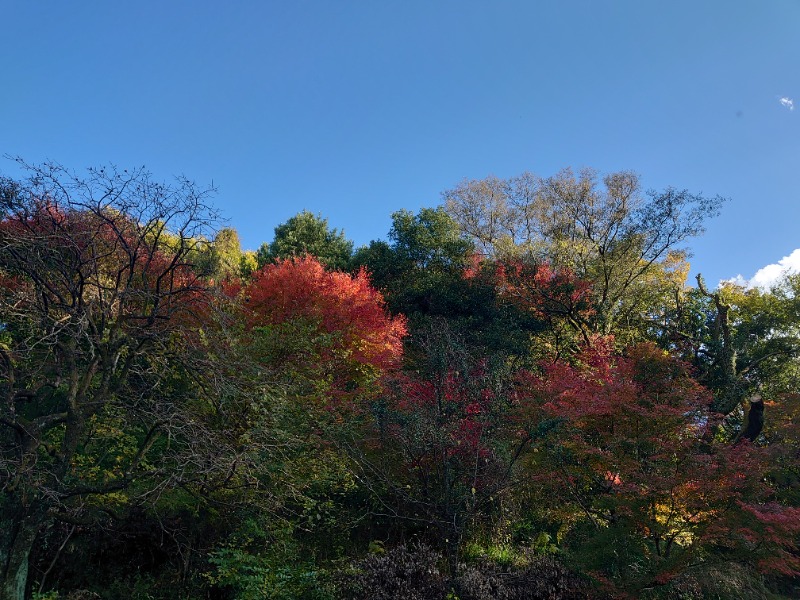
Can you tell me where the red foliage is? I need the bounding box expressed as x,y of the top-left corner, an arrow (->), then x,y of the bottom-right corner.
372,358 -> 521,551
461,251 -> 485,280
520,338 -> 800,579
242,255 -> 407,401
388,364 -> 498,462
733,501 -> 800,575
493,259 -> 594,322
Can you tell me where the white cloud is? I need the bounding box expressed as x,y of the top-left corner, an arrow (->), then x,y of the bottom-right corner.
728,248 -> 800,289
727,274 -> 748,287
779,97 -> 794,111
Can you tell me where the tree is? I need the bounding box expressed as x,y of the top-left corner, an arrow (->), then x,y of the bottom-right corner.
521,338 -> 800,592
239,249 -> 258,278
441,174 -> 521,256
352,208 -> 475,321
349,322 -> 530,576
242,255 -> 407,406
259,210 -> 354,271
687,274 -> 800,417
202,256 -> 408,596
0,160 -> 232,600
443,168 -> 724,339
206,226 -> 244,280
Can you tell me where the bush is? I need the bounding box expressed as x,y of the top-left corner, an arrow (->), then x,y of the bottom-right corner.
208,545 -> 336,600
639,562 -> 779,600
343,544 -> 598,600
454,555 -> 596,600
344,544 -> 445,600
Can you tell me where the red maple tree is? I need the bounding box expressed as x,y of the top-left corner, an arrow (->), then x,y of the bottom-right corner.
241,255 -> 407,405
519,338 -> 800,588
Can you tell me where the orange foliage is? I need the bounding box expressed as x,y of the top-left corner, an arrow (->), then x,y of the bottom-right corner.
242,256 -> 407,401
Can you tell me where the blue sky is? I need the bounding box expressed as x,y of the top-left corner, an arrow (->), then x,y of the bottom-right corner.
2,1 -> 798,287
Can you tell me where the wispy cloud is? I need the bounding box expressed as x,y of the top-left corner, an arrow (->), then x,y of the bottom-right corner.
728,248 -> 800,289
779,97 -> 794,111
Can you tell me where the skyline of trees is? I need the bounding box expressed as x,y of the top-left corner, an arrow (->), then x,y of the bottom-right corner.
2,160 -> 799,600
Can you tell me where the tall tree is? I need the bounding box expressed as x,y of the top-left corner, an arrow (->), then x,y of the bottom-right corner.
443,168 -> 724,339
352,208 -> 474,319
259,210 -> 354,271
207,226 -> 244,280
0,160 -> 232,600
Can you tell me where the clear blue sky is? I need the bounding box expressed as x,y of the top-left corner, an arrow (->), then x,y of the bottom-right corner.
3,1 -> 798,286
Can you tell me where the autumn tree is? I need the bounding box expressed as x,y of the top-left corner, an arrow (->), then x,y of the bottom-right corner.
0,160 -> 235,600
242,255 -> 406,405
443,168 -> 723,341
234,254 -> 408,559
492,259 -> 596,361
199,256 -> 408,596
521,338 -> 800,593
349,322 -> 532,576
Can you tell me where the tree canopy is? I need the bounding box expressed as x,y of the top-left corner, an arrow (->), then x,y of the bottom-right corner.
258,210 -> 354,271
443,168 -> 725,340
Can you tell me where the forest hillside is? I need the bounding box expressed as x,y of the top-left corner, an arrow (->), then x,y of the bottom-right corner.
2,161 -> 799,599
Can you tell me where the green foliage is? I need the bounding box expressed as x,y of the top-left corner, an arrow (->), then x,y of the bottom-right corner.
561,519 -> 651,590
208,541 -> 336,600
388,207 -> 473,272
352,208 -> 473,316
667,272 -> 800,422
209,227 -> 244,279
261,210 -> 353,270
462,543 -> 526,568
201,387 -> 360,598
240,249 -> 258,278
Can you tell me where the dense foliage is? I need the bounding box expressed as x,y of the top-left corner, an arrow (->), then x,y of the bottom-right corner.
2,160 -> 799,599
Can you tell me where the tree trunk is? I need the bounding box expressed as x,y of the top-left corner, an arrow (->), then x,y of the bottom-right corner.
445,536 -> 460,579
1,513 -> 41,600
439,521 -> 462,578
